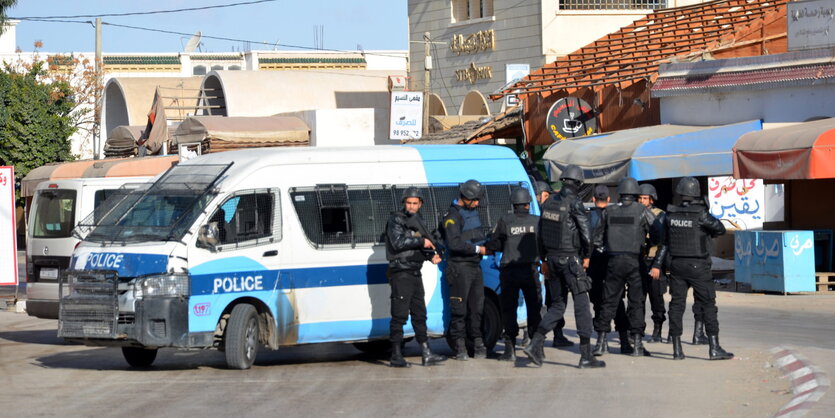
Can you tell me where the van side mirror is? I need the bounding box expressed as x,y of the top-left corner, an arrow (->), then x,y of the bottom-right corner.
197,222 -> 220,251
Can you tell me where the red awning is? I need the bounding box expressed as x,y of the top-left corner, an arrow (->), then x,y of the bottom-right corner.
733,118 -> 835,180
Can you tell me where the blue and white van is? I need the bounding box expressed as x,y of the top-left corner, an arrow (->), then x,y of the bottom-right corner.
59,145 -> 537,369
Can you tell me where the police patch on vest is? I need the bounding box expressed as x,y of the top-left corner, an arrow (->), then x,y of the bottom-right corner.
542,211 -> 560,221
670,219 -> 693,228
510,226 -> 534,235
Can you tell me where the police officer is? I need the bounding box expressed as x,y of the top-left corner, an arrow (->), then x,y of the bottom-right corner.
651,177 -> 733,360
535,181 -> 573,348
592,177 -> 655,357
523,165 -> 604,369
442,179 -> 489,360
485,186 -> 542,362
588,184 -> 632,356
638,183 -> 668,343
385,187 -> 447,368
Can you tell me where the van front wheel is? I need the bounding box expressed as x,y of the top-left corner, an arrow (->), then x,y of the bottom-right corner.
225,304 -> 259,369
122,347 -> 158,367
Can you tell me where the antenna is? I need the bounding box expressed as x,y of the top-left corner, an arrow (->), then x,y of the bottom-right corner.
184,31 -> 202,53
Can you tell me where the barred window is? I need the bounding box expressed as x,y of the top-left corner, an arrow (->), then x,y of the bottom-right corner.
452,0 -> 494,23
558,0 -> 666,10
290,182 -> 526,249
209,189 -> 279,250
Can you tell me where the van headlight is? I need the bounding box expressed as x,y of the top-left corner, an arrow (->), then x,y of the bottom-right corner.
135,273 -> 190,298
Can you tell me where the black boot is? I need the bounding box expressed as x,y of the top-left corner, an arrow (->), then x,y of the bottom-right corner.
708,335 -> 733,360
498,337 -> 516,362
618,330 -> 633,355
473,337 -> 487,359
592,332 -> 608,356
522,332 -> 545,367
651,322 -> 663,343
552,328 -> 574,347
692,321 -> 708,345
420,342 -> 446,366
578,342 -> 606,369
665,330 -> 673,344
520,330 -> 530,347
390,342 -> 410,368
671,336 -> 685,360
630,333 -> 651,357
452,338 -> 469,361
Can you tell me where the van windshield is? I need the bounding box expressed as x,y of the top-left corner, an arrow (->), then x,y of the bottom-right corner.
32,189 -> 77,238
79,163 -> 231,243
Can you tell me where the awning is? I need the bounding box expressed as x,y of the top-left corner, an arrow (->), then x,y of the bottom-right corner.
733,118 -> 835,179
21,155 -> 178,197
543,120 -> 762,183
171,115 -> 310,153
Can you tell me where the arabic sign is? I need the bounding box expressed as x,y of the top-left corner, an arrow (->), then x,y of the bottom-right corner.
708,177 -> 765,230
546,97 -> 596,141
788,0 -> 835,51
450,29 -> 496,55
389,92 -> 423,140
734,230 -> 815,292
1,166 -> 18,286
505,64 -> 530,107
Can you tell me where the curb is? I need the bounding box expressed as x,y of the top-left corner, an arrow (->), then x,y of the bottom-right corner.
771,346 -> 831,417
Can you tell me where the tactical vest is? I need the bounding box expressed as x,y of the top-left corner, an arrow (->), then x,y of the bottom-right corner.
605,201 -> 644,254
667,205 -> 710,258
499,213 -> 539,267
457,205 -> 486,245
540,194 -> 578,252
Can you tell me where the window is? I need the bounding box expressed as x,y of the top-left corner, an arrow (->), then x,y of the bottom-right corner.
452,0 -> 493,22
209,190 -> 279,248
228,65 -> 241,70
193,65 -> 207,75
558,0 -> 666,10
290,182 -> 524,248
32,189 -> 76,238
211,65 -> 224,71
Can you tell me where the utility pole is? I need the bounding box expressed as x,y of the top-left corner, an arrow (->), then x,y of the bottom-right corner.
423,32 -> 431,137
94,17 -> 102,160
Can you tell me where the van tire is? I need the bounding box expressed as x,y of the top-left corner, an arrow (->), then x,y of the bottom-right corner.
225,304 -> 259,370
445,294 -> 502,354
122,347 -> 158,367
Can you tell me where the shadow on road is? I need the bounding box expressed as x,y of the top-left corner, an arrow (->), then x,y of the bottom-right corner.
0,329 -> 74,346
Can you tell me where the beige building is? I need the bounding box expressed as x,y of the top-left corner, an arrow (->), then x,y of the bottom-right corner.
408,0 -> 706,119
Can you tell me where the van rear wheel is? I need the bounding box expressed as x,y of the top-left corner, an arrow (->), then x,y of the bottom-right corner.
225,304 -> 259,370
122,347 -> 158,367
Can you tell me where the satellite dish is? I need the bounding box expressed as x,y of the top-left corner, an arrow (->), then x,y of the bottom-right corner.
184,31 -> 202,53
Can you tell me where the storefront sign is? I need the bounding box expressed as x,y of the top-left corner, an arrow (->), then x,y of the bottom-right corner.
455,62 -> 493,84
389,92 -> 423,140
0,166 -> 18,286
788,0 -> 835,50
450,29 -> 495,55
708,176 -> 765,230
545,97 -> 596,141
505,64 -> 530,107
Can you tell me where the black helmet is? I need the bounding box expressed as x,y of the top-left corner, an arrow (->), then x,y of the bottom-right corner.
459,179 -> 483,200
617,177 -> 641,196
639,183 -> 658,201
675,177 -> 701,198
511,187 -> 532,205
560,165 -> 584,182
535,181 -> 552,194
401,186 -> 424,202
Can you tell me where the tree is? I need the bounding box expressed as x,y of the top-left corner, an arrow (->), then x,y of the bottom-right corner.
0,0 -> 18,34
0,60 -> 77,204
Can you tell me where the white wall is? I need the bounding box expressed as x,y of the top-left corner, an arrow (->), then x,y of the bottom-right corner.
278,109 -> 377,147
0,20 -> 18,54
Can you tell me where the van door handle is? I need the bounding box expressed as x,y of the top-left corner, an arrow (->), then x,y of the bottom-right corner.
263,250 -> 278,257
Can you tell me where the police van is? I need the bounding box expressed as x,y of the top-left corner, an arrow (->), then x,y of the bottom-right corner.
60,145 -> 537,369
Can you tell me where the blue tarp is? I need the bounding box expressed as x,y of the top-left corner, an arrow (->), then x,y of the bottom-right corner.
542,120 -> 762,183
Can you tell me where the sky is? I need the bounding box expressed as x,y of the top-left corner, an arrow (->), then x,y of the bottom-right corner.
4,0 -> 408,53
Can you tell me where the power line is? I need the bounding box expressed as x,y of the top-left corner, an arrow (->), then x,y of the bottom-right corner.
9,0 -> 277,19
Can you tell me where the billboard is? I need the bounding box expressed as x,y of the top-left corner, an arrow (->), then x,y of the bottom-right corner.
389,92 -> 423,141
0,166 -> 18,286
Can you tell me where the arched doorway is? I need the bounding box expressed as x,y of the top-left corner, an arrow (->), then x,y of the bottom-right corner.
428,93 -> 448,117
459,90 -> 490,116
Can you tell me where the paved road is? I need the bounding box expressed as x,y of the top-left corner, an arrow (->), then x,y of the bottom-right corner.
5,290 -> 832,417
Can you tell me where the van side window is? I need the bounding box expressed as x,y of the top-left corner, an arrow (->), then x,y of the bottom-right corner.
209,189 -> 280,249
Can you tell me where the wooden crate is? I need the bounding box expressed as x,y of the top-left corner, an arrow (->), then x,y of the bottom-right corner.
815,273 -> 835,293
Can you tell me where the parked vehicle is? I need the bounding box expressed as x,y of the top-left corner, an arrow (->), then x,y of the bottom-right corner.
59,145 -> 537,369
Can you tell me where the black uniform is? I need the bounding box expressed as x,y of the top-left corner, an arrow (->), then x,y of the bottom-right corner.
588,205 -> 629,334
442,203 -> 487,343
536,186 -> 594,340
485,209 -> 542,341
641,206 -> 668,328
654,201 -> 726,338
385,208 -> 438,344
593,198 -> 654,336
